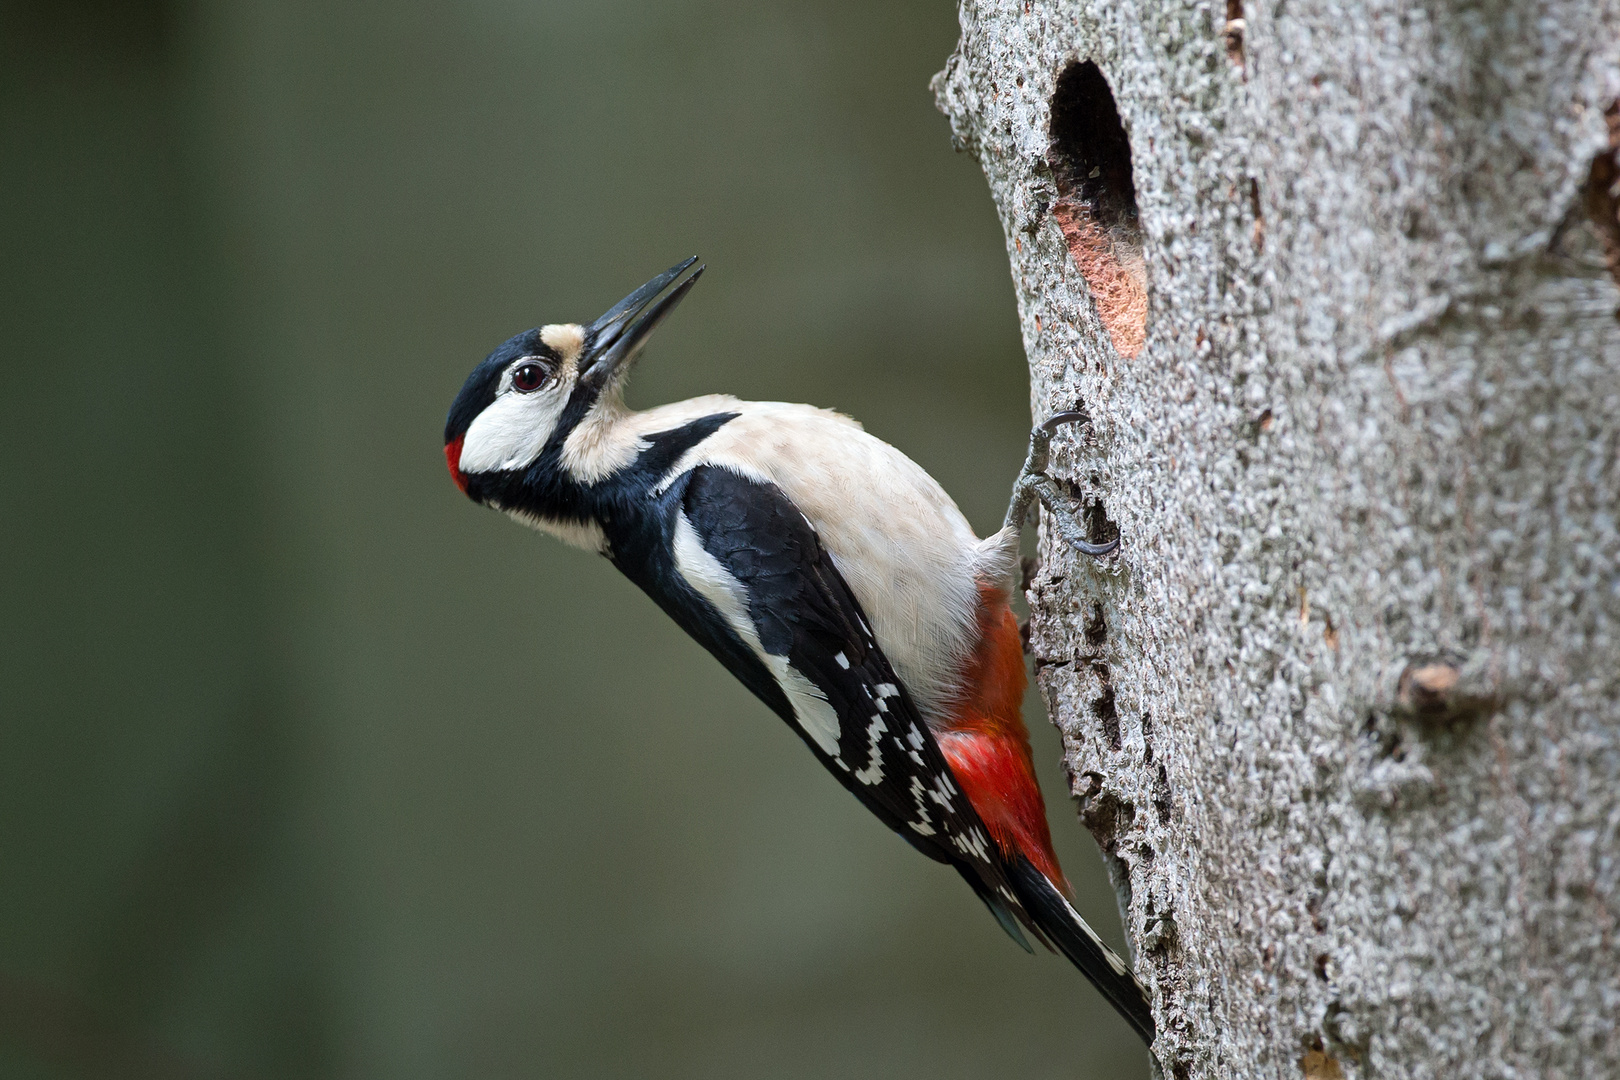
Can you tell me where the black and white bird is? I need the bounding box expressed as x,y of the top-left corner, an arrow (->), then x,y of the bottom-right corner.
444,258 -> 1153,1044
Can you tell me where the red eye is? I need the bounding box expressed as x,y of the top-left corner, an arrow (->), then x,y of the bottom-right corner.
512,362 -> 548,393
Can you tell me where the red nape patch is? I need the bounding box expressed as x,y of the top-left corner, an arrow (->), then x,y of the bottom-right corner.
445,433 -> 468,494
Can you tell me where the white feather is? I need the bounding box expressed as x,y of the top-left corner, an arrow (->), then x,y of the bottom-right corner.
507,509 -> 608,553
670,511 -> 843,756
458,387 -> 571,474
972,526 -> 1023,592
561,392 -> 743,483
649,400 -> 985,727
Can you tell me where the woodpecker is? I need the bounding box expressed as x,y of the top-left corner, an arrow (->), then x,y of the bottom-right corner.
444,258 -> 1153,1044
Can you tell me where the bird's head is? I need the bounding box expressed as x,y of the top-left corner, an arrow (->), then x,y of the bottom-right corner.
444,257 -> 704,502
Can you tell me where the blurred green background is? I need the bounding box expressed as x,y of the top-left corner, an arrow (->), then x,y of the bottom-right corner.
0,1 -> 1145,1076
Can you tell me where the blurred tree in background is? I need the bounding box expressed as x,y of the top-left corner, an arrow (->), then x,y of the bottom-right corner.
0,1 -> 1144,1077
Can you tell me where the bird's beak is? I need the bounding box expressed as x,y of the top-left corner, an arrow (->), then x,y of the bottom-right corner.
579,257 -> 705,390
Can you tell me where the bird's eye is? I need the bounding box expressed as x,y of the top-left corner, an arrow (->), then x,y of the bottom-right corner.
511,361 -> 549,393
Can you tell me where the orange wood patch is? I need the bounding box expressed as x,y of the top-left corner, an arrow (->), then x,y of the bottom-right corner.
1051,198 -> 1147,359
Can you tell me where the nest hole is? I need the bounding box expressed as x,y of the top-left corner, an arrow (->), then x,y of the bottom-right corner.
1224,0 -> 1246,67
1583,101 -> 1620,289
1048,61 -> 1147,358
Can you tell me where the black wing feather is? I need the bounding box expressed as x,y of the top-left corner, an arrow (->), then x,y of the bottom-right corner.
678,466 -> 1025,909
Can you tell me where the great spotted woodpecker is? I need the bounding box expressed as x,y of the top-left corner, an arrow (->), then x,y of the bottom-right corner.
444,259 -> 1153,1044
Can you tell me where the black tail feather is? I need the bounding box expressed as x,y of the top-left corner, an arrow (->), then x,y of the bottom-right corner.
1006,855 -> 1156,1045
957,864 -> 1036,953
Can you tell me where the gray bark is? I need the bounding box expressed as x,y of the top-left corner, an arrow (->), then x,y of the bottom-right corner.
934,2 -> 1620,1077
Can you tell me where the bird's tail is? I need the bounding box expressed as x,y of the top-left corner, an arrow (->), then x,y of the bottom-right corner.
1006,854 -> 1156,1045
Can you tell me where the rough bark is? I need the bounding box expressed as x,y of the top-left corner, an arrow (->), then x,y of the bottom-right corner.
934,3 -> 1620,1077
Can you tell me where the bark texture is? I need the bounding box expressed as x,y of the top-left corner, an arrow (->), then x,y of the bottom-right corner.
934,3 -> 1620,1077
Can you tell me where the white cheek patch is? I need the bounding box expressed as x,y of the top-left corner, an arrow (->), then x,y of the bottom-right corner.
458,387 -> 570,475
671,512 -> 842,757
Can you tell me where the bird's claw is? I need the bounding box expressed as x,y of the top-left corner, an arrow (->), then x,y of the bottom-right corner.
1040,409 -> 1088,434
1004,411 -> 1118,560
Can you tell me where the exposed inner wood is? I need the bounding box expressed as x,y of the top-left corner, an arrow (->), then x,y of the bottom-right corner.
1051,198 -> 1147,359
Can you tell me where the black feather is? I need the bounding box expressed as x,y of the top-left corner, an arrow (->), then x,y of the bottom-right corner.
1006,855 -> 1156,1043
676,468 -> 1009,873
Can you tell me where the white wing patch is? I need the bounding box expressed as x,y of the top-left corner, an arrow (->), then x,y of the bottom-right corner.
951,826 -> 993,863
768,657 -> 843,758
670,512 -> 841,757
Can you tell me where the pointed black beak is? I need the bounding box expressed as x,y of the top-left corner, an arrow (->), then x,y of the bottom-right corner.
580,257 -> 705,390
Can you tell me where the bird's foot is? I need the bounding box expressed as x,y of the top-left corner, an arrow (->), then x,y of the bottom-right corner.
1004,411 -> 1119,559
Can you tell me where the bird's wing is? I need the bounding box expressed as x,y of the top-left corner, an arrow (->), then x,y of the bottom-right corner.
662,464 -> 1029,915
607,461 -> 1155,1043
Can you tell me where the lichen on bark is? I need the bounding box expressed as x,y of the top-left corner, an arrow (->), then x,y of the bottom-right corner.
934,1 -> 1620,1076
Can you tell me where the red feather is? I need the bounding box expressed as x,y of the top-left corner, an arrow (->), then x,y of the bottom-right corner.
445,433 -> 468,494
937,584 -> 1070,893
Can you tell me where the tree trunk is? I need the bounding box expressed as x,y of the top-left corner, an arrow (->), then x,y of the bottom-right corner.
934,3 -> 1620,1077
